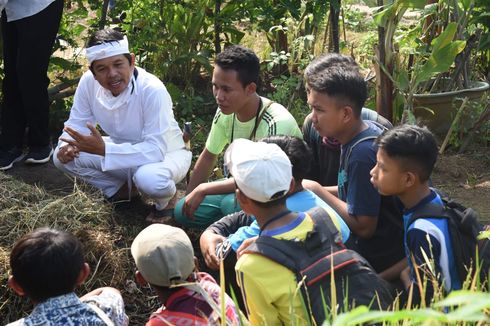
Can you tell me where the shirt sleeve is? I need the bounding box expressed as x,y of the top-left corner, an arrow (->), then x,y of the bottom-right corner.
205,109 -> 229,155
82,288 -> 129,326
206,210 -> 255,237
346,157 -> 380,217
103,86 -> 172,171
58,72 -> 97,147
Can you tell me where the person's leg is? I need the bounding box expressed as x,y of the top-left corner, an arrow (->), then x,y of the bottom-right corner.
15,0 -> 64,150
0,11 -> 24,150
174,193 -> 241,229
53,146 -> 127,197
133,149 -> 192,210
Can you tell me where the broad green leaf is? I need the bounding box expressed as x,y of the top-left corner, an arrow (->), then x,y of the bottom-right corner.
431,22 -> 458,53
415,40 -> 466,84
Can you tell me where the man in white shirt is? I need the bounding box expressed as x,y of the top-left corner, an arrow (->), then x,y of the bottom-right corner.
0,0 -> 63,170
54,28 -> 192,219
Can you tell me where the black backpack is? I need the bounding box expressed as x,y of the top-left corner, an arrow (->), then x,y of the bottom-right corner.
245,207 -> 394,325
408,195 -> 490,284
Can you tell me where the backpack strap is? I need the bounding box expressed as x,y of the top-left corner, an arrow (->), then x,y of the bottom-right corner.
245,207 -> 347,273
407,202 -> 449,226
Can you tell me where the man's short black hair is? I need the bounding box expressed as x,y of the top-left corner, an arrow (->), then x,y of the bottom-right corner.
10,228 -> 85,302
87,28 -> 132,68
261,135 -> 312,183
215,45 -> 260,87
304,53 -> 367,117
375,124 -> 438,182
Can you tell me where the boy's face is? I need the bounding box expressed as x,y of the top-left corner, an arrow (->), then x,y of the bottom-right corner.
212,65 -> 254,116
306,87 -> 345,139
370,148 -> 408,196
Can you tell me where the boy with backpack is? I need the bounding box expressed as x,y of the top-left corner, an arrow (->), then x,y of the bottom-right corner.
7,227 -> 128,325
226,138 -> 393,325
130,224 -> 240,325
370,124 -> 462,306
302,53 -> 405,280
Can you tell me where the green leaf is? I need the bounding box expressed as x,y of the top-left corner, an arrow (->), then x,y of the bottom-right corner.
431,22 -> 458,53
415,40 -> 466,84
396,69 -> 410,92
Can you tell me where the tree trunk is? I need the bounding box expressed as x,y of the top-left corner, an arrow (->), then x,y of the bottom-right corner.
214,0 -> 222,54
329,0 -> 340,53
374,0 -> 394,122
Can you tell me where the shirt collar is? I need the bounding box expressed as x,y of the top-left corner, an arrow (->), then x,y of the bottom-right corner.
404,189 -> 437,214
30,292 -> 81,316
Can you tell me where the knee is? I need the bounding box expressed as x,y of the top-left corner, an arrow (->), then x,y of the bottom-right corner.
53,147 -> 66,171
133,167 -> 176,199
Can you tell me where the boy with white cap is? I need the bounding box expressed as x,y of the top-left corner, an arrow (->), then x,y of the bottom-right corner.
226,138 -> 392,325
131,224 -> 239,325
53,28 -> 191,221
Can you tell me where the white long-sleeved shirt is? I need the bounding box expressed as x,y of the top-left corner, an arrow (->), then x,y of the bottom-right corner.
59,67 -> 185,171
3,0 -> 55,21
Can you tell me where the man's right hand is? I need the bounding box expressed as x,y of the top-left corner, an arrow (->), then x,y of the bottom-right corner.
57,144 -> 80,164
183,184 -> 207,219
199,230 -> 226,270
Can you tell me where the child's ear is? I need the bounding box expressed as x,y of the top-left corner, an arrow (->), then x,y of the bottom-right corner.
405,171 -> 417,188
135,271 -> 148,286
76,263 -> 91,286
8,276 -> 26,297
235,188 -> 249,206
287,179 -> 295,195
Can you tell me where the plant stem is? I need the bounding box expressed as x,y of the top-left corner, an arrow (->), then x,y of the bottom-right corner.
439,97 -> 469,154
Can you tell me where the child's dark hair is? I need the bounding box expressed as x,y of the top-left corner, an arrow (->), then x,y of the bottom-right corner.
10,228 -> 85,302
261,135 -> 313,183
375,124 -> 438,182
304,53 -> 367,117
215,45 -> 260,87
87,28 -> 132,69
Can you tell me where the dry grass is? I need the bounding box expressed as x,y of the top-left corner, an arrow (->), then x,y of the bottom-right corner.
0,173 -> 154,324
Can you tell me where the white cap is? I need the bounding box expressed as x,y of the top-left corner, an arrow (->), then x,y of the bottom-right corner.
224,138 -> 292,203
131,224 -> 194,287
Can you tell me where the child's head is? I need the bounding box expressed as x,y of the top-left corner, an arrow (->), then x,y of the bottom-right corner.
131,224 -> 195,290
224,138 -> 293,210
9,228 -> 89,303
370,124 -> 438,196
260,135 -> 313,184
304,53 -> 367,139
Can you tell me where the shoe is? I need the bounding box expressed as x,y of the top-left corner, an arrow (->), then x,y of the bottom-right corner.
24,145 -> 53,164
0,148 -> 25,171
145,206 -> 174,224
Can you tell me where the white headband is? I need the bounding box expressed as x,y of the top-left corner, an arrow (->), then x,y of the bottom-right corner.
85,36 -> 130,64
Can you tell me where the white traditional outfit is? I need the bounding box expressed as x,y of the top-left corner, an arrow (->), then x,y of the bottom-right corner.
54,38 -> 191,210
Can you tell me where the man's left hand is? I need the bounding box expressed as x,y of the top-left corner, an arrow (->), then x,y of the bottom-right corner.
61,123 -> 105,156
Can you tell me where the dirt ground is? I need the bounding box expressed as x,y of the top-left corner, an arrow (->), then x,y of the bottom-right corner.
5,147 -> 490,224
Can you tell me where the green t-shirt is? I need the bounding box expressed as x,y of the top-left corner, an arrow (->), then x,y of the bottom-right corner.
205,97 -> 303,155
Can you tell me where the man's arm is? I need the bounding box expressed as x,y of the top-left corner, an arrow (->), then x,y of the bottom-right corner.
186,148 -> 218,194
184,178 -> 235,218
303,179 -> 377,238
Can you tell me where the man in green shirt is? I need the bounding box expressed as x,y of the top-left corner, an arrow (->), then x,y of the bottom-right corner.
174,45 -> 302,229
